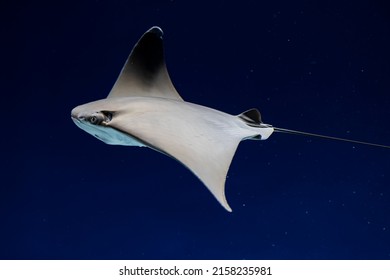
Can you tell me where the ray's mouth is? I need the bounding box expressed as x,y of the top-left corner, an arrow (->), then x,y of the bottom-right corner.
71,117 -> 82,123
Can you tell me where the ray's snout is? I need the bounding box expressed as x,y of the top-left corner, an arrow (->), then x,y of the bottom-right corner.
71,106 -> 84,120
71,107 -> 78,119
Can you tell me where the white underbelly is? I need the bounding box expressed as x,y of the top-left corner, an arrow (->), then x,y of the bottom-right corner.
73,118 -> 145,147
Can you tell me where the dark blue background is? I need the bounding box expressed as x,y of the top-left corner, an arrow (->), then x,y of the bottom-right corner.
1,0 -> 389,259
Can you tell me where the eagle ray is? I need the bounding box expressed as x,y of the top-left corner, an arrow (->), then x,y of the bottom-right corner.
71,26 -> 389,212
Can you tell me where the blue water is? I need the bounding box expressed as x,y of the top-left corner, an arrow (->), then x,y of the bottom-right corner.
2,1 -> 389,259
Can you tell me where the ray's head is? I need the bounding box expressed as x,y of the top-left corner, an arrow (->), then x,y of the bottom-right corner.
71,103 -> 116,144
71,105 -> 113,126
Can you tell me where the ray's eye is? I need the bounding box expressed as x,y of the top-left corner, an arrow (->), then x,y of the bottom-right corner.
89,116 -> 97,124
88,112 -> 109,125
89,116 -> 100,125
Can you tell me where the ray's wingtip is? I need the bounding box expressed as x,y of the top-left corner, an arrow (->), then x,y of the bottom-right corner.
223,203 -> 233,212
147,26 -> 163,37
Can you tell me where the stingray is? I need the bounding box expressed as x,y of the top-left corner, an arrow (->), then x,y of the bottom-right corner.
71,26 -> 389,212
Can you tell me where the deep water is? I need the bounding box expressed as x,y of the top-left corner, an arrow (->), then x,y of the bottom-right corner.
1,0 -> 389,259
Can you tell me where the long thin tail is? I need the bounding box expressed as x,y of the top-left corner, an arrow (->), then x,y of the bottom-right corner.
274,127 -> 390,149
